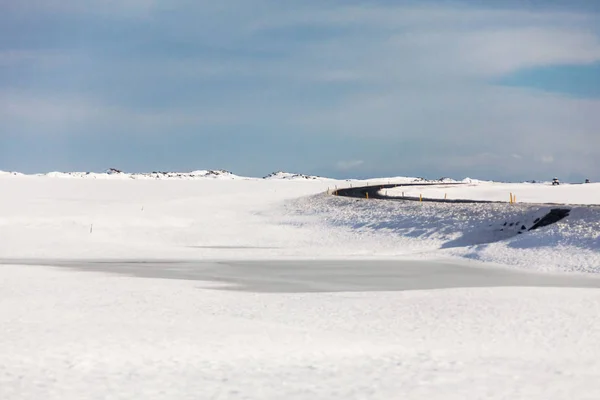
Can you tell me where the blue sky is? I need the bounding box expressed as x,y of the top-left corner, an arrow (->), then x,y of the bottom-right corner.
1,0 -> 600,181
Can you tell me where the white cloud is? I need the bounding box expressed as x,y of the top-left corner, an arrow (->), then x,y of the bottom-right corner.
248,4 -> 600,79
336,160 -> 364,170
541,155 -> 555,164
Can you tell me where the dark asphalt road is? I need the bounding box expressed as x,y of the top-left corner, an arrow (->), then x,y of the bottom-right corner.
334,182 -> 498,203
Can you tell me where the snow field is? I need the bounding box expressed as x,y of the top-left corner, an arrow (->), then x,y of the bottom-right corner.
1,174 -> 599,272
2,264 -> 600,400
1,173 -> 600,399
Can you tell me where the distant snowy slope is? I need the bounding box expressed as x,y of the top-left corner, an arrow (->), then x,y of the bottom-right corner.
1,169 -> 340,180
263,171 -> 328,180
0,171 -> 23,176
28,169 -> 247,180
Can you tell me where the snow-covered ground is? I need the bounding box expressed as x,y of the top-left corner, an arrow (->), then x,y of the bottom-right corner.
1,171 -> 600,399
0,172 -> 599,270
3,263 -> 600,400
0,174 -> 340,260
290,193 -> 600,274
383,180 -> 600,205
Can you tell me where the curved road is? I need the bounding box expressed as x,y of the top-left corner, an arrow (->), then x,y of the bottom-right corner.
333,182 -> 571,231
333,182 -> 499,203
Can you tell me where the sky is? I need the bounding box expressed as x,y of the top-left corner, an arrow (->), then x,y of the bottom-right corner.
1,0 -> 600,181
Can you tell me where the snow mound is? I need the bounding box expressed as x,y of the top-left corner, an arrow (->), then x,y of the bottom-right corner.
263,171 -> 325,180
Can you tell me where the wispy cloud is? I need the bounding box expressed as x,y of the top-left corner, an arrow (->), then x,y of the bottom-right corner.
336,160 -> 364,171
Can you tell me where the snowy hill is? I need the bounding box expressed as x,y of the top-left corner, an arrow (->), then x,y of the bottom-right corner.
25,169 -> 247,180
2,169 -> 337,181
263,171 -> 327,180
0,171 -> 23,176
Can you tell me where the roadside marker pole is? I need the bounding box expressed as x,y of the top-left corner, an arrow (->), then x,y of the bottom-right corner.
445,193 -> 447,200
366,192 -> 369,199
420,194 -> 423,202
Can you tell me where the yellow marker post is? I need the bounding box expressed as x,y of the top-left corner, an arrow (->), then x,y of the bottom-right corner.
513,195 -> 516,204
366,192 -> 369,199
420,194 -> 423,202
510,193 -> 513,204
